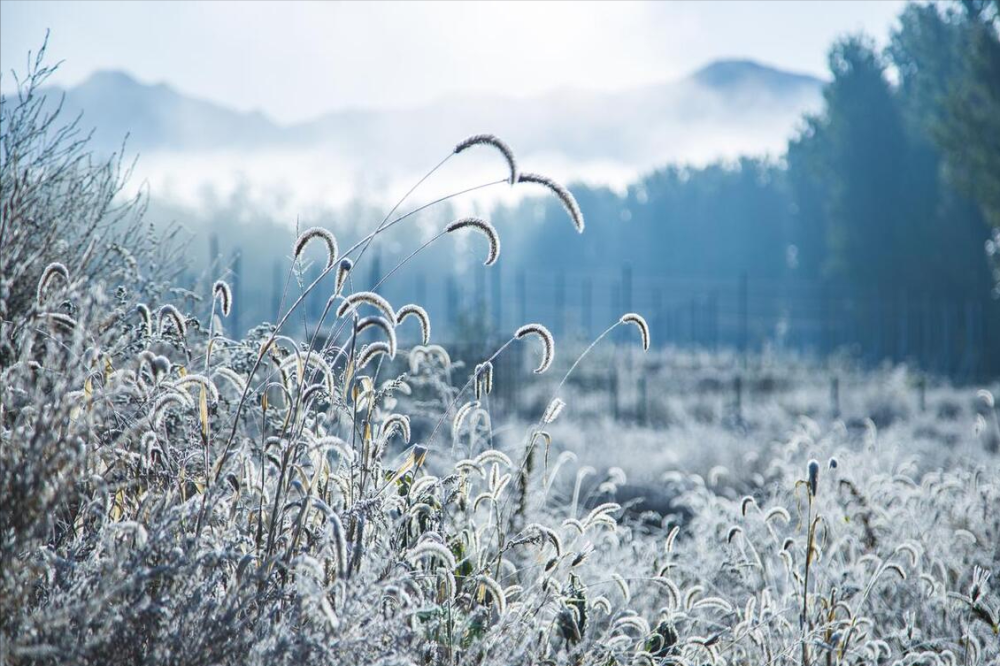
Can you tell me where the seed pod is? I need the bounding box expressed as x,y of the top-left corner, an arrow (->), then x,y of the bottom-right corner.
335,258 -> 353,295
807,459 -> 820,497
36,262 -> 69,304
518,172 -> 584,233
396,304 -> 431,344
337,291 -> 395,322
619,312 -> 650,351
515,323 -> 555,374
212,280 -> 232,317
445,217 -> 500,266
157,304 -> 187,337
293,227 -> 339,270
454,134 -> 518,185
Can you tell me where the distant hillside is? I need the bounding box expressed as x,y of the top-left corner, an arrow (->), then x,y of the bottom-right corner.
12,59 -> 824,209
30,70 -> 281,153
691,59 -> 822,92
25,59 -> 820,156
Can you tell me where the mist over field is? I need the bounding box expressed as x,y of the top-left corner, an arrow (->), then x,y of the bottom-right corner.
25,60 -> 824,213
2,2 -> 999,665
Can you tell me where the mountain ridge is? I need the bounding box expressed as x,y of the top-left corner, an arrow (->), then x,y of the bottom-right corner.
6,59 -> 825,209
20,58 -> 823,161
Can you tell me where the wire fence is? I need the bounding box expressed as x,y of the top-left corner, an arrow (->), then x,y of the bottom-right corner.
210,248 -> 998,382
403,264 -> 999,382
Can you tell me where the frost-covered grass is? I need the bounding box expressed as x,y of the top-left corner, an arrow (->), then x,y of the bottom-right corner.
2,50 -> 999,666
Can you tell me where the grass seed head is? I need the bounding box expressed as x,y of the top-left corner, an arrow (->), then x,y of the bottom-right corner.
620,312 -> 651,351
518,172 -> 584,233
396,304 -> 431,345
37,261 -> 69,304
445,217 -> 500,266
212,279 -> 232,317
807,459 -> 820,497
293,226 -> 339,270
515,323 -> 555,374
454,133 -> 518,185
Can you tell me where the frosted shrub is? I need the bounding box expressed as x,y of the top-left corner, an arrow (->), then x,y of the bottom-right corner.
2,52 -> 998,666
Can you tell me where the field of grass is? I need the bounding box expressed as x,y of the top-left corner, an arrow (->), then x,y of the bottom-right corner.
2,55 -> 999,666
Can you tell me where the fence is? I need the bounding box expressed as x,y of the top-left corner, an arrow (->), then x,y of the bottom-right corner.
402,265 -> 999,382
203,240 -> 999,382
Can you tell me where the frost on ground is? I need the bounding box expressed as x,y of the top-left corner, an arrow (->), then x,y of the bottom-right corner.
2,50 -> 999,666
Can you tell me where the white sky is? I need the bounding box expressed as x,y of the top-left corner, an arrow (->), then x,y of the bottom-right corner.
1,0 -> 908,125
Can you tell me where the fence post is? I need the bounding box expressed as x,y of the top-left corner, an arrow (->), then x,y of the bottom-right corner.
899,293 -> 909,360
739,271 -> 748,369
622,263 -> 633,313
734,374 -> 743,423
309,263 -> 322,319
821,282 -> 831,356
654,286 -> 664,349
941,302 -> 952,376
556,270 -> 566,335
517,269 -> 527,327
475,263 -> 486,323
447,275 -> 458,334
209,233 -> 220,274
491,259 -> 502,334
639,374 -> 649,425
830,376 -> 840,419
271,259 -> 281,319
710,290 -> 719,351
611,364 -> 620,420
208,233 -> 220,322
230,249 -> 242,336
690,297 -> 697,346
416,273 -> 427,308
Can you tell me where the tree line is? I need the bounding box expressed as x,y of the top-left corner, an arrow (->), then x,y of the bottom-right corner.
499,2 -> 1000,301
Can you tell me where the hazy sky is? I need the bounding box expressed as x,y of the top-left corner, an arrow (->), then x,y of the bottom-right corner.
1,1 -> 907,124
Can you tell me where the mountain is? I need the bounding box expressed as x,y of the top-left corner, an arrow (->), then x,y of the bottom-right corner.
11,60 -> 824,208
289,60 -> 822,169
28,70 -> 281,154
690,59 -> 822,93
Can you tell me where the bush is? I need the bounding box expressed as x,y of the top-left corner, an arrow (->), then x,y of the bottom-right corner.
2,50 -> 998,666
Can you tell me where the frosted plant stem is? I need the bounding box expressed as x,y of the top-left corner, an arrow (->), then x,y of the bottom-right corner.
496,322 -> 621,522
214,158 -> 469,481
377,336 -> 519,495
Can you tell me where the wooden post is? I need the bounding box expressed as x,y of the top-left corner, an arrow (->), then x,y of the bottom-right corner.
447,275 -> 458,333
608,363 -> 621,421
475,263 -> 486,323
821,282 -> 831,356
271,260 -> 282,319
622,263 -> 633,313
309,263 -> 322,319
209,233 -> 220,322
611,283 -> 621,344
739,271 -> 748,369
209,233 -> 220,274
416,273 -> 427,307
517,269 -> 527,327
710,290 -> 719,351
831,376 -> 840,419
491,259 -> 502,334
690,297 -> 697,347
368,249 -> 381,288
639,374 -> 648,425
941,302 -> 952,376
556,270 -> 566,335
734,375 -> 743,422
230,249 -> 242,336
